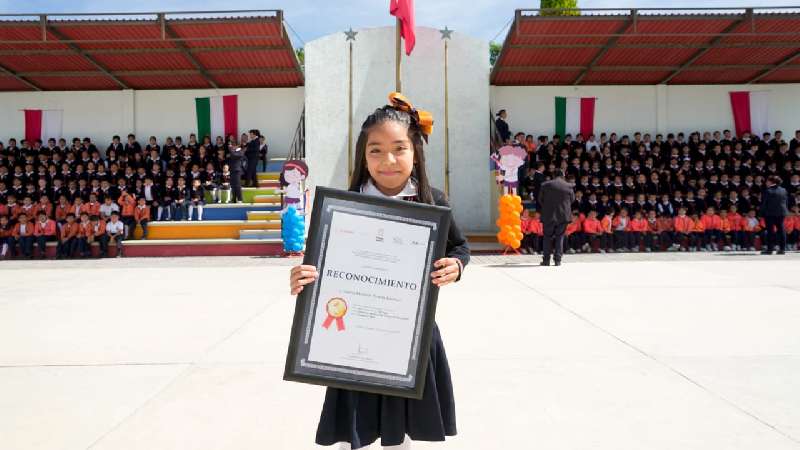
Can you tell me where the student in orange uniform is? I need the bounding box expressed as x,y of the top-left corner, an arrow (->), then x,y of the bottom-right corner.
785,206 -> 798,251
600,211 -> 614,253
530,210 -> 544,254
0,215 -> 13,258
719,210 -> 733,251
643,210 -> 659,252
118,190 -> 137,239
673,207 -> 694,252
54,195 -> 71,225
727,205 -> 744,251
85,193 -> 102,218
565,211 -> 582,254
741,210 -> 762,251
690,213 -> 706,252
77,212 -> 93,258
134,197 -> 151,240
628,210 -> 648,252
656,212 -> 676,251
36,196 -> 53,219
70,197 -> 89,219
33,211 -> 57,259
87,215 -> 109,258
57,213 -> 80,259
520,209 -> 535,254
6,194 -> 22,221
12,212 -> 35,258
19,196 -> 37,221
700,207 -> 722,251
582,210 -> 604,253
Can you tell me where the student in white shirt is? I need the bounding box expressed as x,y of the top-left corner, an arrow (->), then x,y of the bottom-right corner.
106,211 -> 126,257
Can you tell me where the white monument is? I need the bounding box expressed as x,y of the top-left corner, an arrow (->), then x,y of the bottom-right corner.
304,26 -> 491,232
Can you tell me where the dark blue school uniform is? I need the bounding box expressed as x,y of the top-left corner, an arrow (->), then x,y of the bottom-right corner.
315,187 -> 470,449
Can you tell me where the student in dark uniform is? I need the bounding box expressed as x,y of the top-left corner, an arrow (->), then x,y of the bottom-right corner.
289,93 -> 469,450
244,129 -> 261,187
228,144 -> 245,203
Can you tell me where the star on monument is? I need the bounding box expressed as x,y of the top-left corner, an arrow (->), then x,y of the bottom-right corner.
439,26 -> 453,40
345,28 -> 358,41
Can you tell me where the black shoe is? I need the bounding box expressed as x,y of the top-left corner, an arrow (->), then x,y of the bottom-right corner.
540,259 -> 550,266
760,250 -> 773,255
554,260 -> 561,266
777,250 -> 786,255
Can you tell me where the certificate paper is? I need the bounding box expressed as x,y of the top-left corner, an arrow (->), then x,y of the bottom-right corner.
308,210 -> 430,375
285,187 -> 451,399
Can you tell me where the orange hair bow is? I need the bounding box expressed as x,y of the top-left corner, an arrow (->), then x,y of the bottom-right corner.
388,92 -> 434,142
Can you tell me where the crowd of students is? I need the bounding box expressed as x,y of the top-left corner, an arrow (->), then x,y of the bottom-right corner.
496,127 -> 800,253
0,131 -> 266,259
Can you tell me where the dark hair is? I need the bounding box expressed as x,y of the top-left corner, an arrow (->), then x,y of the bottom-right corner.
552,169 -> 564,178
348,105 -> 434,204
496,109 -> 506,117
767,175 -> 782,185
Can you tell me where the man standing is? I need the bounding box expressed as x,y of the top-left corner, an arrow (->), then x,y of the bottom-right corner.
228,144 -> 245,204
760,175 -> 789,255
244,129 -> 261,187
259,134 -> 269,172
538,170 -> 575,266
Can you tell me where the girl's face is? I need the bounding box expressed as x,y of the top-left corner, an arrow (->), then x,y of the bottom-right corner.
284,168 -> 303,184
364,121 -> 415,195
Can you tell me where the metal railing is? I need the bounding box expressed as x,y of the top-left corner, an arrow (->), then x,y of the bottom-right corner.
288,107 -> 305,161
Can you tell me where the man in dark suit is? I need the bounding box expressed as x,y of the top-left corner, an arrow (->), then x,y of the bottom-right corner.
244,129 -> 261,187
538,169 -> 575,266
760,175 -> 790,255
228,145 -> 245,203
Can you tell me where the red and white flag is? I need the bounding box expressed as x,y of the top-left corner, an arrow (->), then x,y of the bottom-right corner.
729,91 -> 769,138
24,109 -> 63,143
390,0 -> 416,55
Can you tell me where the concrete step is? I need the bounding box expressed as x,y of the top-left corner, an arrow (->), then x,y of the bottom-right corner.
247,211 -> 282,221
240,229 -> 282,240
253,195 -> 281,205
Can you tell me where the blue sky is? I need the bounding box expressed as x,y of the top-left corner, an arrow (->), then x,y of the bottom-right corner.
0,0 -> 790,47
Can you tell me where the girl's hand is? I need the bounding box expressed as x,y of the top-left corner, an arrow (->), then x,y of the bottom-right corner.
431,257 -> 461,287
290,265 -> 318,295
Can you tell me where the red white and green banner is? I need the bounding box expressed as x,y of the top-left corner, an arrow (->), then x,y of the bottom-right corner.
23,109 -> 63,143
729,91 -> 769,138
195,95 -> 238,140
555,96 -> 595,138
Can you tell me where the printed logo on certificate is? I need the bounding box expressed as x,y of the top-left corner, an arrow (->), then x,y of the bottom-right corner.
285,187 -> 451,399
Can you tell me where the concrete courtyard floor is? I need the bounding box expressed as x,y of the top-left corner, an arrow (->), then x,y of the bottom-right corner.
1,252 -> 799,450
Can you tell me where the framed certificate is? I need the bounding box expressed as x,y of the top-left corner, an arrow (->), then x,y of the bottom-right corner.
284,186 -> 451,399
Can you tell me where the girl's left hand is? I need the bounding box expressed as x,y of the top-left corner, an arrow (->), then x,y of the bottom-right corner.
431,257 -> 461,287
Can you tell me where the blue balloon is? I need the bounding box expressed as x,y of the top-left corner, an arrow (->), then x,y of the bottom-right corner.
281,206 -> 305,252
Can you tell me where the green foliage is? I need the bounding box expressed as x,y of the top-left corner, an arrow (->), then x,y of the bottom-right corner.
295,47 -> 305,67
490,41 -> 502,66
540,0 -> 579,16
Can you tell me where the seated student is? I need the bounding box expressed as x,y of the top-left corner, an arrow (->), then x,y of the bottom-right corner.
20,195 -> 37,220
187,178 -> 205,221
36,196 -> 53,219
656,212 -> 676,251
77,212 -> 93,258
118,190 -> 136,238
219,164 -> 232,203
12,213 -> 35,259
728,205 -> 744,251
85,193 -> 101,218
600,211 -> 614,253
628,210 -> 648,252
6,194 -> 21,221
785,206 -> 798,251
158,177 -> 178,221
54,195 -> 71,225
700,207 -> 722,251
33,211 -> 57,259
87,215 -> 108,257
204,162 -> 221,204
565,211 -> 582,254
741,210 -> 761,251
690,213 -> 706,252
581,210 -> 603,253
529,210 -> 544,254
520,209 -> 535,254
718,210 -> 733,251
106,211 -> 125,257
99,196 -> 119,221
175,177 -> 189,220
57,213 -> 80,259
0,215 -> 13,258
134,197 -> 151,240
612,209 -> 632,252
643,210 -> 659,252
673,207 -> 693,251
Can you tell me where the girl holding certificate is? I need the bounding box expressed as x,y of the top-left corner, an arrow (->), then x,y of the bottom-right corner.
289,93 -> 470,449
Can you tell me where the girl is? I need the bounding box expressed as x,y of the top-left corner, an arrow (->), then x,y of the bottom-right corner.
289,93 -> 469,450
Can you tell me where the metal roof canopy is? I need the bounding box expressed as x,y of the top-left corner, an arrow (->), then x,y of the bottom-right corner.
491,6 -> 800,86
0,9 -> 304,91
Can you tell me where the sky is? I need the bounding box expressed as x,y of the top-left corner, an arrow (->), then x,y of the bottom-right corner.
0,0 -> 792,48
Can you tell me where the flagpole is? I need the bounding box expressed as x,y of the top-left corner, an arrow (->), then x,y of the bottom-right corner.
345,28 -> 358,185
444,37 -> 450,196
395,18 -> 402,92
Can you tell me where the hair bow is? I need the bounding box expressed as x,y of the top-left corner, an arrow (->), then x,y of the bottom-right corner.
388,92 -> 434,142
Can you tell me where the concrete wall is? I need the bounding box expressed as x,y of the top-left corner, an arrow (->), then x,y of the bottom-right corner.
0,87 -> 304,157
491,84 -> 800,138
305,26 -> 492,232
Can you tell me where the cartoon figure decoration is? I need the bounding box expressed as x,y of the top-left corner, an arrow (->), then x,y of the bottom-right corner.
491,145 -> 527,196
279,159 -> 309,214
496,194 -> 523,253
281,205 -> 305,255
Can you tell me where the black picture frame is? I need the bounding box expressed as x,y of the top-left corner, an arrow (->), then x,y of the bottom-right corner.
284,186 -> 451,399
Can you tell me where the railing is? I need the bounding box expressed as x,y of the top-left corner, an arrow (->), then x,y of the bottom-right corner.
288,107 -> 305,161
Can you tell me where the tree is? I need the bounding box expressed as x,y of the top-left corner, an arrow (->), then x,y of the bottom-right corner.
540,0 -> 579,16
295,47 -> 305,67
490,41 -> 502,66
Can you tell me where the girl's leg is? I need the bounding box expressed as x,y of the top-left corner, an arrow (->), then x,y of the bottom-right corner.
197,203 -> 204,221
187,204 -> 195,221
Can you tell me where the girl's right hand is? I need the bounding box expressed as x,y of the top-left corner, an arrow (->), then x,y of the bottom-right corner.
290,265 -> 318,295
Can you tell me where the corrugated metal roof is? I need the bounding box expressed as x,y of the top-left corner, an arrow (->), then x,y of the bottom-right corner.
0,75 -> 32,91
757,67 -> 800,82
493,11 -> 800,85
0,15 -> 301,90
